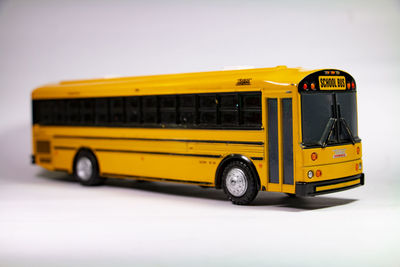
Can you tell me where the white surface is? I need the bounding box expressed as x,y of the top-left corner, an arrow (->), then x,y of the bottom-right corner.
1,0 -> 400,266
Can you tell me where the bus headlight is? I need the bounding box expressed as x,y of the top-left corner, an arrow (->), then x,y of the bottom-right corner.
355,162 -> 362,171
307,170 -> 314,179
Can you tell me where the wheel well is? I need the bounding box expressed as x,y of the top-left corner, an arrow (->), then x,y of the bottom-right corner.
215,154 -> 260,190
72,147 -> 98,174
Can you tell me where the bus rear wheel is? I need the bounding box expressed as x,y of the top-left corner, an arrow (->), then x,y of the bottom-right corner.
222,161 -> 258,205
74,150 -> 104,186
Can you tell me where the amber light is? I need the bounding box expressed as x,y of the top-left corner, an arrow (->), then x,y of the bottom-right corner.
311,152 -> 318,161
330,71 -> 335,75
351,81 -> 355,89
303,83 -> 308,90
310,83 -> 316,90
347,82 -> 351,89
316,170 -> 322,177
356,147 -> 360,154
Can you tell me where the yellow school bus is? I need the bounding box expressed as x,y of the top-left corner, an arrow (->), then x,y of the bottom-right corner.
31,66 -> 364,205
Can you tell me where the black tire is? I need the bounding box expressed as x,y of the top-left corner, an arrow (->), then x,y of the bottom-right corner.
222,161 -> 259,205
73,150 -> 104,186
286,193 -> 297,198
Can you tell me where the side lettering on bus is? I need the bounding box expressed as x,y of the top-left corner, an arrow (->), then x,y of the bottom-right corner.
236,78 -> 252,86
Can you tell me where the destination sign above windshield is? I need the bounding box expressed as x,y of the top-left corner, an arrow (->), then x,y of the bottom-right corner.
298,70 -> 356,92
319,76 -> 346,90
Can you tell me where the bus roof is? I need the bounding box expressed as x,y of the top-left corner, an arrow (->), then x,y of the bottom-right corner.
31,66 -> 339,99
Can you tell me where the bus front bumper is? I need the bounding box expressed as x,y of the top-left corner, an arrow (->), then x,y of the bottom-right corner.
295,173 -> 364,197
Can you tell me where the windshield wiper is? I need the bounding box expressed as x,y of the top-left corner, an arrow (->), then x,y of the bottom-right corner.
340,118 -> 356,145
318,118 -> 337,148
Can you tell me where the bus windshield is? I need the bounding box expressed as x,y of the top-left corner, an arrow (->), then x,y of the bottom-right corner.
301,91 -> 359,147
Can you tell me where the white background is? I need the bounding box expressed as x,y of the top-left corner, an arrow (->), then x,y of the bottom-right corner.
0,0 -> 399,266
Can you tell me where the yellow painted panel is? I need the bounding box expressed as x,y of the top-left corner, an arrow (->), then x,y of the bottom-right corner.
303,143 -> 362,167
301,159 -> 362,183
97,151 -> 220,183
52,148 -> 76,173
34,125 -> 265,185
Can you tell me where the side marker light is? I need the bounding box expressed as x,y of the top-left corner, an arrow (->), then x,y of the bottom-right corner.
311,152 -> 318,161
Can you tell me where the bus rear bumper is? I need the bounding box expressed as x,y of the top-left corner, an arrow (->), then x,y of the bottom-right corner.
295,173 -> 364,197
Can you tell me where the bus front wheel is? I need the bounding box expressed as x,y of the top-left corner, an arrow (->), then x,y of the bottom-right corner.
222,161 -> 258,205
73,150 -> 104,186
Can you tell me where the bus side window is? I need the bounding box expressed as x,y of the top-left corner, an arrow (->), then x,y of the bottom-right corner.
142,96 -> 158,124
81,99 -> 95,125
39,100 -> 55,125
68,99 -> 81,125
240,93 -> 261,127
95,98 -> 109,125
125,96 -> 141,125
110,98 -> 125,125
179,94 -> 196,126
54,99 -> 67,125
199,94 -> 217,126
159,95 -> 177,125
220,93 -> 239,126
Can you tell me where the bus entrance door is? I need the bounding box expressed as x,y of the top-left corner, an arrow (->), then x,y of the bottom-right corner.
266,97 -> 295,193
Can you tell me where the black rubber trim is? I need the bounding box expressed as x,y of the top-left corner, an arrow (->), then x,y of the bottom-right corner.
250,157 -> 264,161
267,98 -> 279,184
296,173 -> 364,196
53,135 -> 264,146
301,139 -> 362,149
95,148 -> 221,158
31,154 -> 36,164
54,146 -> 76,150
103,172 -> 213,186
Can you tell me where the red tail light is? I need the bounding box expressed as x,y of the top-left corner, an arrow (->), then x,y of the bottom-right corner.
303,83 -> 308,90
351,81 -> 355,89
316,170 -> 322,177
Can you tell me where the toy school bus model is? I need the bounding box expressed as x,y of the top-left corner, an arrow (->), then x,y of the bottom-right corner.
31,66 -> 364,205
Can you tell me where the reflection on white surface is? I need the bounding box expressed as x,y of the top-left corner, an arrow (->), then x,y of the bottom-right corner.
0,125 -> 399,266
0,0 -> 399,266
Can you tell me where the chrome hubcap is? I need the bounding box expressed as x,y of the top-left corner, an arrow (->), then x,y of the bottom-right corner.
76,157 -> 93,181
226,168 -> 248,197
